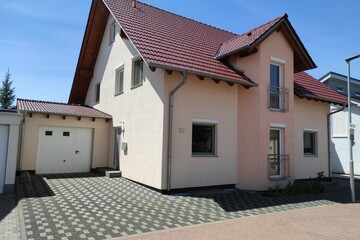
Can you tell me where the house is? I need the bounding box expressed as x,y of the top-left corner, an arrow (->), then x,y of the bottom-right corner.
15,0 -> 346,192
0,109 -> 20,194
320,72 -> 360,176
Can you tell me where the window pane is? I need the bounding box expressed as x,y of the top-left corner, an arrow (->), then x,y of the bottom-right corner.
116,70 -> 124,94
192,124 -> 215,154
133,60 -> 143,86
270,64 -> 280,88
304,132 -> 316,155
95,84 -> 100,103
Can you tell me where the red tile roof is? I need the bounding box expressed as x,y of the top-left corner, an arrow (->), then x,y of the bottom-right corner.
294,72 -> 347,105
216,15 -> 284,59
104,0 -> 255,85
17,99 -> 112,119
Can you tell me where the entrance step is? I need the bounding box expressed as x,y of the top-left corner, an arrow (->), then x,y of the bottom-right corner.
94,168 -> 121,178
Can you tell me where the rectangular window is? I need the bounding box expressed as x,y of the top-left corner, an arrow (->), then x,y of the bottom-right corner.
45,131 -> 52,136
132,59 -> 143,87
304,131 -> 317,156
115,66 -> 124,95
95,83 -> 101,104
355,91 -> 360,97
109,21 -> 116,44
192,124 -> 216,156
336,86 -> 344,93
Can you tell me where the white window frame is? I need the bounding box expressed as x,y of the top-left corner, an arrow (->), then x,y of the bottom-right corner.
355,91 -> 360,97
336,86 -> 344,93
109,21 -> 116,44
191,118 -> 218,157
269,61 -> 284,111
269,127 -> 284,179
131,56 -> 144,88
95,83 -> 100,104
115,64 -> 125,95
303,129 -> 318,157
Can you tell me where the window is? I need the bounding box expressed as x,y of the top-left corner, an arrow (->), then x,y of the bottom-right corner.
304,131 -> 317,156
132,59 -> 143,87
268,63 -> 288,111
115,66 -> 124,95
45,131 -> 52,136
336,86 -> 344,93
355,91 -> 360,97
109,21 -> 116,44
192,124 -> 216,155
95,83 -> 101,104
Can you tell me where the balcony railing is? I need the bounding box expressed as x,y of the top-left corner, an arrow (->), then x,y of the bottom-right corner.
268,86 -> 289,112
268,154 -> 290,179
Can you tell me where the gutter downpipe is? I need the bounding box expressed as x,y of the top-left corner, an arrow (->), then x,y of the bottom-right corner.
327,104 -> 346,179
167,71 -> 188,192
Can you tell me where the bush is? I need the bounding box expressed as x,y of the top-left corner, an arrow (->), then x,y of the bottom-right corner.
266,179 -> 325,197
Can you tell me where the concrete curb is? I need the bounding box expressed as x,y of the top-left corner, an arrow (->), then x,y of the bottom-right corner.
17,199 -> 27,240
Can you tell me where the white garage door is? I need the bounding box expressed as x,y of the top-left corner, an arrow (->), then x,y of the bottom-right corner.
0,125 -> 9,194
36,126 -> 93,174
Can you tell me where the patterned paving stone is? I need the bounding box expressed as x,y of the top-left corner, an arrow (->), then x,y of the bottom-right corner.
0,195 -> 21,240
17,174 -> 360,240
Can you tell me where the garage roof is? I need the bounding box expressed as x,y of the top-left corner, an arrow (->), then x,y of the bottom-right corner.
17,99 -> 112,119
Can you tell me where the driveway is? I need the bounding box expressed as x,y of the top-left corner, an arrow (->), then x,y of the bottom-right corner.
16,173 -> 360,240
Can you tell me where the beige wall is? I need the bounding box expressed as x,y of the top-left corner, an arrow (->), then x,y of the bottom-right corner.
20,113 -> 110,171
164,72 -> 238,189
236,30 -> 295,190
294,97 -> 329,179
85,15 -> 166,189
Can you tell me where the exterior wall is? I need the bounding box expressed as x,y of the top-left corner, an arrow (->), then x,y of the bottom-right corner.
235,30 -> 295,190
19,113 -> 110,171
323,75 -> 360,98
0,111 -> 20,194
84,15 -> 166,189
331,104 -> 360,175
164,72 -> 238,189
294,97 -> 330,179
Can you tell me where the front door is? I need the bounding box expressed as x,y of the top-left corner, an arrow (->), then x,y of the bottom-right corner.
113,127 -> 121,170
269,128 -> 282,177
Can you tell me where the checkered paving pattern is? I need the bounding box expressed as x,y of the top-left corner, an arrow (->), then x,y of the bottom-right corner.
0,196 -> 21,240
18,174 -> 353,240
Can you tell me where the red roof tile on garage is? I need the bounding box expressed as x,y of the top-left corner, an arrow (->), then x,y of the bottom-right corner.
103,0 -> 255,85
294,72 -> 347,105
17,99 -> 112,119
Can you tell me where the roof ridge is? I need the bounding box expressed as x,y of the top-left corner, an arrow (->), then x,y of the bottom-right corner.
221,14 -> 286,46
137,0 -> 238,36
17,98 -> 82,106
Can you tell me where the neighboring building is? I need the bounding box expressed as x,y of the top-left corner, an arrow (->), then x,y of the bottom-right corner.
320,72 -> 360,176
0,110 -> 20,194
65,0 -> 346,191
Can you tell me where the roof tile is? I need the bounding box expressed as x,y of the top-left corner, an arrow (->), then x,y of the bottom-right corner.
17,99 -> 112,119
294,72 -> 347,105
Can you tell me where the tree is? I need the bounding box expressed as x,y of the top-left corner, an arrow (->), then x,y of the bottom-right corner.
0,69 -> 16,109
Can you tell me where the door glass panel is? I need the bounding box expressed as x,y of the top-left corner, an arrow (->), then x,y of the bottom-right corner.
269,129 -> 281,176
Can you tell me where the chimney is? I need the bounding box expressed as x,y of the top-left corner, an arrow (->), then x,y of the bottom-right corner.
131,0 -> 136,8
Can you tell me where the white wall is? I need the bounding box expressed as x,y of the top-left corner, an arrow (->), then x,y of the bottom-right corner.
0,111 -> 20,194
331,104 -> 360,175
85,15 -> 166,189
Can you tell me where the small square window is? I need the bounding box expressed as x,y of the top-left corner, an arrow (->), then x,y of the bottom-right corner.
132,59 -> 143,88
192,124 -> 216,155
63,132 -> 70,137
109,21 -> 116,44
115,66 -> 124,95
95,83 -> 101,104
336,86 -> 344,93
304,131 -> 317,156
355,91 -> 360,97
45,131 -> 52,136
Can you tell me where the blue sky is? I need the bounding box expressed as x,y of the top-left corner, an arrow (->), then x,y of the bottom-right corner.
1,0 -> 360,103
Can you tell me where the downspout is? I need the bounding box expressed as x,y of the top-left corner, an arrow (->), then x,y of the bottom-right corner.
167,71 -> 188,192
327,104 -> 346,179
17,111 -> 26,171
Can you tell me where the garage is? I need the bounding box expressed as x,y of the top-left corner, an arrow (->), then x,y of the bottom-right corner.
36,126 -> 93,174
0,125 -> 9,193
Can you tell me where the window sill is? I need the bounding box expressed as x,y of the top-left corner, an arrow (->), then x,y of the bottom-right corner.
303,154 -> 318,158
115,92 -> 123,97
269,108 -> 286,113
131,82 -> 143,90
191,155 -> 218,158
